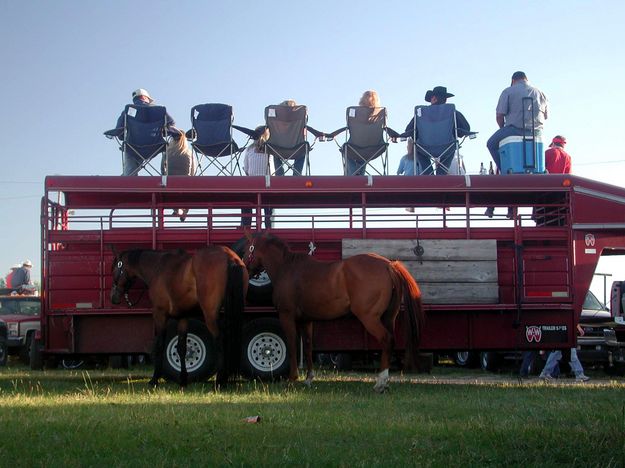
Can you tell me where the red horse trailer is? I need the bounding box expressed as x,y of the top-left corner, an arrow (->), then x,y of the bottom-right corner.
33,174 -> 625,379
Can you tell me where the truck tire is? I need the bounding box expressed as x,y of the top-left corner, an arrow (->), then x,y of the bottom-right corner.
161,319 -> 217,383
240,318 -> 289,380
29,336 -> 44,370
232,237 -> 273,305
454,351 -> 479,368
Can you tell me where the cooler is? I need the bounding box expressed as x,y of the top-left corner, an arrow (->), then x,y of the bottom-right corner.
499,136 -> 545,174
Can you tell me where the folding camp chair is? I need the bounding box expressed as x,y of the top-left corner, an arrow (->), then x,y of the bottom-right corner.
104,104 -> 169,176
264,104 -> 323,176
412,104 -> 461,175
328,106 -> 394,175
186,103 -> 255,176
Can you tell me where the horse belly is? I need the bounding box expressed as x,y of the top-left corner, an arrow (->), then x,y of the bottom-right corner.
298,289 -> 350,321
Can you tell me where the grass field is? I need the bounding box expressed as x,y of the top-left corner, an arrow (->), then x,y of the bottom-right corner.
1,362 -> 624,467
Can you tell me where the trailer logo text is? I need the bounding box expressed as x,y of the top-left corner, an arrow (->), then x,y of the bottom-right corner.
525,325 -> 568,343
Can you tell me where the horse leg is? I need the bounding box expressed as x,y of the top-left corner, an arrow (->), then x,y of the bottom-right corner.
149,314 -> 168,387
279,312 -> 299,382
358,316 -> 394,393
298,321 -> 314,387
177,318 -> 189,388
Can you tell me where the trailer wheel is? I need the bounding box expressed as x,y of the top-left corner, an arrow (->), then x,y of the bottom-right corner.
61,358 -> 85,370
454,351 -> 479,368
241,318 -> 289,380
480,352 -> 501,372
161,319 -> 217,383
232,237 -> 273,305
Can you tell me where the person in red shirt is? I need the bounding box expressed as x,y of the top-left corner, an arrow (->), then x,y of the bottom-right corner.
545,135 -> 571,174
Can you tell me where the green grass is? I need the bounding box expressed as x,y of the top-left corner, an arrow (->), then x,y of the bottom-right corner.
1,363 -> 624,467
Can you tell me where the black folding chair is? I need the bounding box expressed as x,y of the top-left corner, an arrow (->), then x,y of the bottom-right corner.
104,104 -> 169,176
186,103 -> 255,176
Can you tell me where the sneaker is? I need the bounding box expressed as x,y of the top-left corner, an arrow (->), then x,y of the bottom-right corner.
575,374 -> 590,382
484,207 -> 494,218
405,207 -> 415,213
539,374 -> 554,381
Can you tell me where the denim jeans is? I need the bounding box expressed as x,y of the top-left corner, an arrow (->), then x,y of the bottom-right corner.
273,155 -> 305,176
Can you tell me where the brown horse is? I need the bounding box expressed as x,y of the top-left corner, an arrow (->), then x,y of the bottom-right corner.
243,232 -> 425,392
110,245 -> 248,387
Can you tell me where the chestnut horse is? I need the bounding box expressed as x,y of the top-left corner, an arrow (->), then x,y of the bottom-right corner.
243,232 -> 425,393
110,245 -> 248,387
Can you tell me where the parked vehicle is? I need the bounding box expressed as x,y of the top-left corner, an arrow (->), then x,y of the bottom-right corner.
0,293 -> 41,364
454,287 -> 625,374
33,174 -> 625,381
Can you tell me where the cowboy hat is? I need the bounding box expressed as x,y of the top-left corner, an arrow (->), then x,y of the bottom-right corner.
22,259 -> 32,267
424,86 -> 455,102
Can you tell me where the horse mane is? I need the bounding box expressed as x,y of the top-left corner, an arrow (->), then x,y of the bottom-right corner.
261,234 -> 304,263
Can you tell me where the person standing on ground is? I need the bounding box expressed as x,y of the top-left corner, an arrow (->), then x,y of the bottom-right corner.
242,126 -> 274,228
486,71 -> 548,171
539,324 -> 590,382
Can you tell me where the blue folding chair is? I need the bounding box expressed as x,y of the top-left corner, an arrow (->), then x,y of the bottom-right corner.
104,104 -> 169,176
187,104 -> 254,176
412,104 -> 461,175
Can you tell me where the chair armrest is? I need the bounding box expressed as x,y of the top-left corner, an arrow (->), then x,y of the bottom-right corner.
233,125 -> 258,138
306,125 -> 326,139
104,128 -> 123,139
384,127 -> 401,140
325,127 -> 347,141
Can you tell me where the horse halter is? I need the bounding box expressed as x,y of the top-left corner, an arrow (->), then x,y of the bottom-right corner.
112,259 -> 134,307
245,242 -> 255,266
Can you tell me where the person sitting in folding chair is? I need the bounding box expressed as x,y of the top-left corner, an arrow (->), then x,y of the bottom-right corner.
403,86 -> 472,175
106,89 -> 176,176
267,99 -> 323,176
327,90 -> 398,176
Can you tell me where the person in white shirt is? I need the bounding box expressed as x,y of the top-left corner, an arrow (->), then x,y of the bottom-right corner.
241,127 -> 273,228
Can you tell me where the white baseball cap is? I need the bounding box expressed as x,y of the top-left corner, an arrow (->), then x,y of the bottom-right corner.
132,88 -> 154,103
23,259 -> 32,267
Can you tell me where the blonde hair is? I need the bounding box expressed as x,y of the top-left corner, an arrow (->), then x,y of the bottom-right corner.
359,90 -> 380,108
280,99 -> 297,107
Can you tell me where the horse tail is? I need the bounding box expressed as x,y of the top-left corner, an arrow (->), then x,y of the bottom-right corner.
390,260 -> 425,370
222,260 -> 245,379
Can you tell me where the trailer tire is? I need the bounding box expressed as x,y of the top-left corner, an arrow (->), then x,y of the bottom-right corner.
241,318 -> 289,380
232,237 -> 273,305
480,352 -> 501,372
161,319 -> 217,383
29,336 -> 44,370
454,351 -> 479,368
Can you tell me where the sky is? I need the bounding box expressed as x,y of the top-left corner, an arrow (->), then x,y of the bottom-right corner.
1,0 -> 624,301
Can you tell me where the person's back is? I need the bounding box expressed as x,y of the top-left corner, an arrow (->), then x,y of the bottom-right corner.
498,79 -> 548,131
545,135 -> 571,174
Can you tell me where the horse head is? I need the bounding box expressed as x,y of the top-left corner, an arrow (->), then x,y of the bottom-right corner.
243,230 -> 265,276
110,251 -> 136,306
